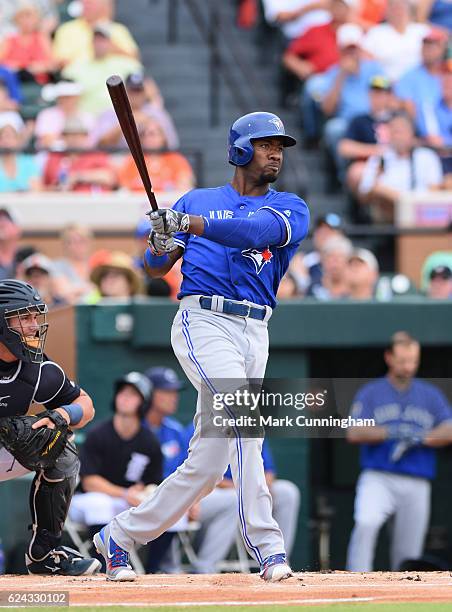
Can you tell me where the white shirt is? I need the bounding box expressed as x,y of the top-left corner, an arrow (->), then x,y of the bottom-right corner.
360,147 -> 443,194
262,0 -> 330,39
362,23 -> 429,82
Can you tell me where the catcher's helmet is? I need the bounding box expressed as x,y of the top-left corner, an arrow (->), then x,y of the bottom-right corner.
113,371 -> 153,418
228,111 -> 297,166
0,279 -> 48,363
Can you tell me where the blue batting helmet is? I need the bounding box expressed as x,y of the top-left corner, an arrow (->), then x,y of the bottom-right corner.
228,112 -> 297,166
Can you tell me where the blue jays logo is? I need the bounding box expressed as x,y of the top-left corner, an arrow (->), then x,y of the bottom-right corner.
242,247 -> 273,274
269,117 -> 283,132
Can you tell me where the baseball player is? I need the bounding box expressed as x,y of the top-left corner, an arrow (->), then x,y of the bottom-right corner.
94,112 -> 310,582
346,331 -> 452,572
0,279 -> 100,575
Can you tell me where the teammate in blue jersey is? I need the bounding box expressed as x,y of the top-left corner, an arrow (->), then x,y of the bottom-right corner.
346,331 -> 452,572
93,112 -> 310,582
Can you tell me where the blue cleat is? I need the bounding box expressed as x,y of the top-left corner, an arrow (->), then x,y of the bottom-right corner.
260,553 -> 293,582
93,525 -> 136,581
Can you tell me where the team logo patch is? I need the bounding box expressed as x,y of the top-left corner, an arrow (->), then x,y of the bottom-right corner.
269,118 -> 283,132
242,247 -> 273,274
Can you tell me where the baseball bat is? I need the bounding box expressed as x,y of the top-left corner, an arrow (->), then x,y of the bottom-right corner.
106,75 -> 159,211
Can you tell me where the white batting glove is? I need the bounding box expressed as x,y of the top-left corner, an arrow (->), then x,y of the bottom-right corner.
148,230 -> 178,254
148,209 -> 190,234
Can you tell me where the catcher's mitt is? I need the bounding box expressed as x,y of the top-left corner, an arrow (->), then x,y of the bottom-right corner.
0,410 -> 70,471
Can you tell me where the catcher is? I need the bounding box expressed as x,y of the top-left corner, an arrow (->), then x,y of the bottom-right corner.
0,279 -> 100,576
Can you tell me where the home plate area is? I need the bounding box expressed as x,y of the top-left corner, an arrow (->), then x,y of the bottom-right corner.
1,571 -> 452,606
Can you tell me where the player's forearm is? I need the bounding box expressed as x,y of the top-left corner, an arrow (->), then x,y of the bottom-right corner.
82,475 -> 127,498
423,422 -> 452,447
346,425 -> 388,444
187,211 -> 285,249
144,247 -> 182,278
57,389 -> 95,430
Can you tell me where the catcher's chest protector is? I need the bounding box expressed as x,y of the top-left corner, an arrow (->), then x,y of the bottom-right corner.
0,361 -> 40,417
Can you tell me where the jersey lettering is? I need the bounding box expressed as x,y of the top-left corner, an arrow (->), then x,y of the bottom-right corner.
208,210 -> 234,220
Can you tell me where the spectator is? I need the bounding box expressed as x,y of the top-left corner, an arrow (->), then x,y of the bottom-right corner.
357,112 -> 443,222
119,117 -> 195,193
134,219 -> 182,299
0,117 -> 41,192
306,235 -> 353,299
43,116 -> 117,191
0,3 -> 57,85
362,0 -> 429,82
52,224 -> 95,304
19,253 -> 66,308
89,250 -> 142,300
69,372 -> 162,555
92,72 -> 179,150
426,265 -> 452,298
283,0 -> 356,84
308,23 -> 383,165
416,0 -> 452,32
0,68 -> 22,106
0,80 -> 19,113
346,332 -> 452,571
62,24 -> 142,115
0,0 -> 59,37
346,247 -> 379,299
394,27 -> 448,128
35,81 -> 95,149
290,213 -> 345,292
53,0 -> 139,66
420,247 -> 452,291
261,0 -> 330,40
338,75 -> 393,192
277,271 -> 300,299
417,64 -> 452,151
0,208 -> 21,279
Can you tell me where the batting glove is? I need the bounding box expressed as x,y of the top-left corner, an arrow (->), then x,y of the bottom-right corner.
147,209 -> 190,234
148,230 -> 178,255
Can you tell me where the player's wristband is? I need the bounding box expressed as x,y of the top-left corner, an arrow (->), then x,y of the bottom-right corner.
145,248 -> 169,268
61,403 -> 83,426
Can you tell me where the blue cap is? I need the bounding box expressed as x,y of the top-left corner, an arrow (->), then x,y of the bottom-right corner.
144,366 -> 185,391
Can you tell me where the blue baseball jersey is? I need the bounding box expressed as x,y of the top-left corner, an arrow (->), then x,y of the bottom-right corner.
351,377 -> 452,480
172,184 -> 310,308
145,416 -> 187,479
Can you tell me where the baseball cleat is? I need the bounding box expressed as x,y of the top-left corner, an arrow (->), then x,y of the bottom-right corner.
26,545 -> 101,576
260,553 -> 293,582
93,525 -> 136,581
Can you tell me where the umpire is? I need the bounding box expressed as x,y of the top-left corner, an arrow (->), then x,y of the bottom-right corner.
0,279 -> 100,575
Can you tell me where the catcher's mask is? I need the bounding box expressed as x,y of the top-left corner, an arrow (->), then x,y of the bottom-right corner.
0,280 -> 48,363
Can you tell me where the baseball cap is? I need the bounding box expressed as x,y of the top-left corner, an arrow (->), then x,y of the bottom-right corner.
369,75 -> 392,91
337,0 -> 358,7
315,213 -> 343,230
93,22 -> 112,38
423,27 -> 448,43
41,81 -> 83,102
430,265 -> 452,280
22,253 -> 54,275
126,73 -> 145,91
0,111 -> 24,133
349,248 -> 379,272
0,208 -> 16,223
144,366 -> 185,391
337,23 -> 363,48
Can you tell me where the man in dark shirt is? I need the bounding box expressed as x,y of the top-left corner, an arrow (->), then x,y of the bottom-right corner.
69,372 -> 162,547
0,279 -> 99,575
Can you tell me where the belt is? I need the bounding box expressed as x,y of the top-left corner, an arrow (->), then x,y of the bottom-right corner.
199,296 -> 268,321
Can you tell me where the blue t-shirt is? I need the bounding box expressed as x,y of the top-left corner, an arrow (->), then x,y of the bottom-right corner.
146,416 -> 187,479
0,66 -> 22,103
351,377 -> 452,479
317,60 -> 384,120
0,155 -> 40,193
418,98 -> 452,146
429,0 -> 452,30
395,65 -> 443,130
172,184 -> 310,308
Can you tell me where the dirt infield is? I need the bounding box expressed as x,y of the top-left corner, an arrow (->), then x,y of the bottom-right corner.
0,571 -> 452,607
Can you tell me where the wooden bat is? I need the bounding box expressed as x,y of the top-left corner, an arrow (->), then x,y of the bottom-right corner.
106,75 -> 158,211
